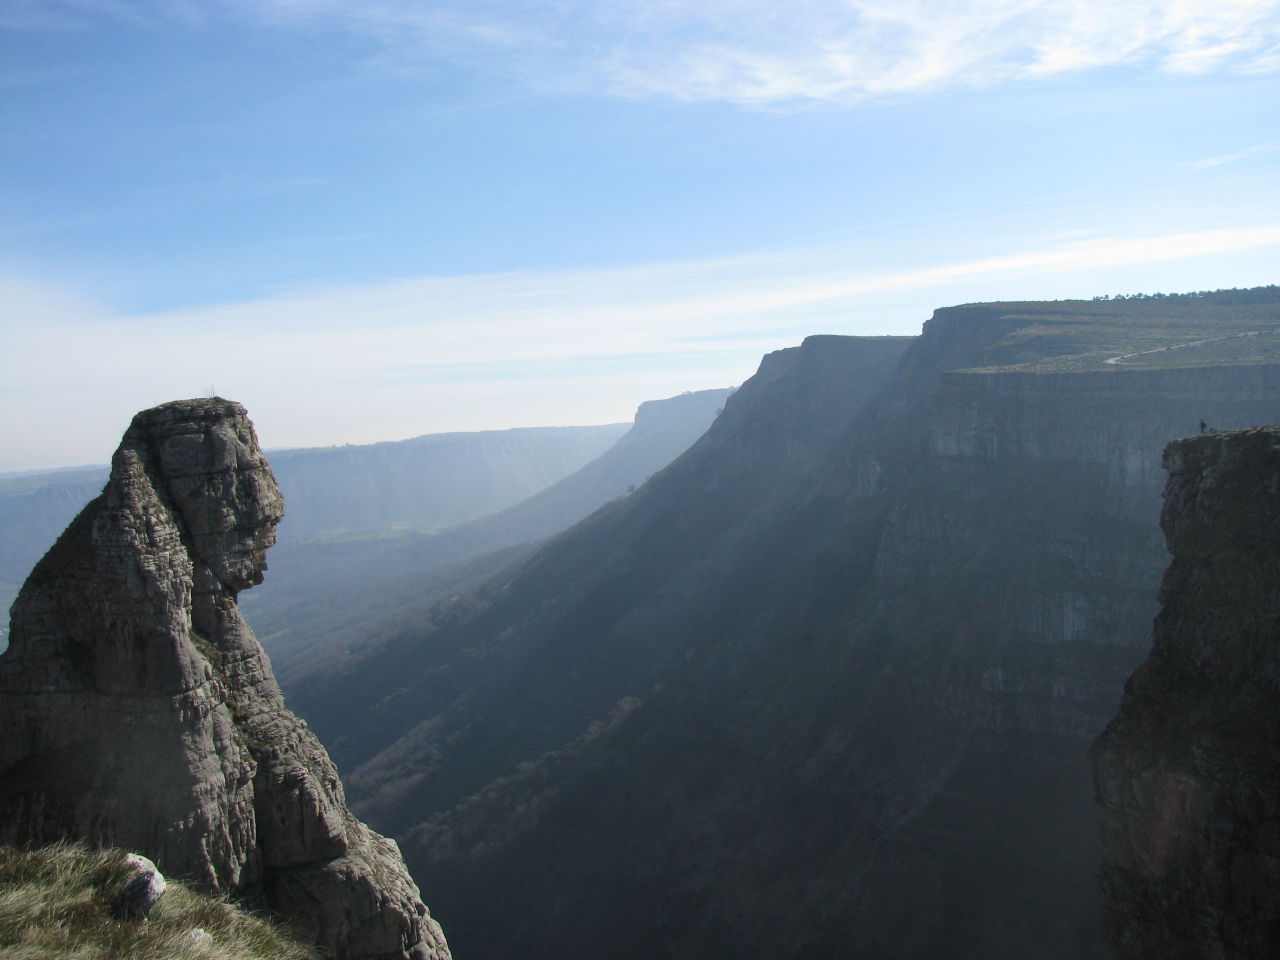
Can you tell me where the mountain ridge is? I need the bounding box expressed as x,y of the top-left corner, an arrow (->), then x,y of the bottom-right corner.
285,290 -> 1280,959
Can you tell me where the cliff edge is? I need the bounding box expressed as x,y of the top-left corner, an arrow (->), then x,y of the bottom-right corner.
1092,426 -> 1280,958
0,398 -> 449,960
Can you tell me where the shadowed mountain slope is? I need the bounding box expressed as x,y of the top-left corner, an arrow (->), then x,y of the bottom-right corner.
288,290 -> 1280,960
243,388 -> 732,686
267,423 -> 628,541
0,467 -> 107,641
288,335 -> 914,777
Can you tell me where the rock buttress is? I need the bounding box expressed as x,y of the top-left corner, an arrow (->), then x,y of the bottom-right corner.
1091,426 -> 1280,959
0,398 -> 449,960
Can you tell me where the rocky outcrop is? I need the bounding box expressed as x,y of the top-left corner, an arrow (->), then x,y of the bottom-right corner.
1092,426 -> 1280,959
0,398 -> 449,960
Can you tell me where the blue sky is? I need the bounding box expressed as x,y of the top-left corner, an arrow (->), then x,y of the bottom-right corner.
2,0 -> 1278,470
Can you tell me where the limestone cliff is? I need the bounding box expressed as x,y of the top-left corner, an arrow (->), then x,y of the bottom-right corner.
0,398 -> 449,960
1092,426 -> 1280,959
287,292 -> 1280,960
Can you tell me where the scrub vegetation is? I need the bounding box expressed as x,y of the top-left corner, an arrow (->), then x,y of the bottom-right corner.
0,842 -> 315,960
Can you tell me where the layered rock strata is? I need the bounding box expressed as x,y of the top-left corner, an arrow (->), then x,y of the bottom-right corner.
0,398 -> 449,960
1092,426 -> 1280,959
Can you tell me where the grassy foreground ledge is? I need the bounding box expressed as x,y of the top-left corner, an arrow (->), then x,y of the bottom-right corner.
0,843 -> 315,960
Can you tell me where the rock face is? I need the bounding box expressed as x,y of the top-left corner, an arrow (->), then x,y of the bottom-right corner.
1092,426 -> 1280,959
0,398 -> 449,960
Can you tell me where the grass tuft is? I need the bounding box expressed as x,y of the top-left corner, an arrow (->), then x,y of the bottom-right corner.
0,842 -> 316,960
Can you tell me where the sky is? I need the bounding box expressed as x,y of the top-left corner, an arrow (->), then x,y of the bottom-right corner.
2,0 -> 1278,471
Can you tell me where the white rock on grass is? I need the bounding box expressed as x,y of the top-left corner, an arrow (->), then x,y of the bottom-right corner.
116,853 -> 166,921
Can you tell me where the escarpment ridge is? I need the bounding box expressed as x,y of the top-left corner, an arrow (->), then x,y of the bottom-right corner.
288,290 -> 1280,960
1092,426 -> 1280,959
0,398 -> 449,960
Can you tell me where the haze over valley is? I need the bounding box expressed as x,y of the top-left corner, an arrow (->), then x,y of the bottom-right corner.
4,287 -> 1280,959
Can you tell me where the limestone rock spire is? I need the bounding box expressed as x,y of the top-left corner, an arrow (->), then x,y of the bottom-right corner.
0,398 -> 449,960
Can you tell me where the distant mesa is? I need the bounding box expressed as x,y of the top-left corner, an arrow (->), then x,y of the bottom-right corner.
0,397 -> 449,960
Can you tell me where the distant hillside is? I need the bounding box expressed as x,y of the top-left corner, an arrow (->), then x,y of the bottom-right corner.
0,467 -> 107,630
268,424 -> 629,540
285,288 -> 1280,960
243,388 -> 732,686
0,422 -> 628,645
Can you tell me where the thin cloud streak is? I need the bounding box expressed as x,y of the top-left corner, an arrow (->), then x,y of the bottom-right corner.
1185,142 -> 1280,169
4,222 -> 1278,469
6,221 -> 1279,386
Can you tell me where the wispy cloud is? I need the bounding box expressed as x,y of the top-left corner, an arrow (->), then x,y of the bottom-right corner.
1184,142 -> 1280,169
7,1 -> 1279,106
4,223 -> 1278,469
592,1 -> 1280,104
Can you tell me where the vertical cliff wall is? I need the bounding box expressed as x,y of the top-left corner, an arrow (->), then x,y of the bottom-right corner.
0,399 -> 449,960
825,361 -> 1280,959
1092,426 -> 1280,959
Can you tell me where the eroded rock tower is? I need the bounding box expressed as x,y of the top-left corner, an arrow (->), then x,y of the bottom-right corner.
0,398 -> 449,960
